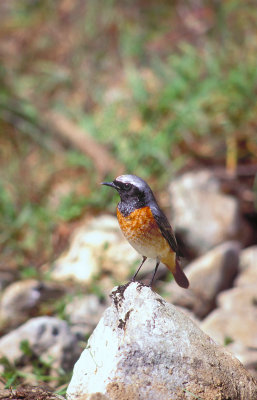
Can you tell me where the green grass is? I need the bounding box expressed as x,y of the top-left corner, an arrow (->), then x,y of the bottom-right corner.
224,336 -> 234,346
93,43 -> 257,177
183,388 -> 204,399
0,340 -> 71,393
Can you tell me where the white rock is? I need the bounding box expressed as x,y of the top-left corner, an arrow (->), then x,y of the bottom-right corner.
201,307 -> 257,348
50,215 -> 139,284
164,241 -> 240,318
239,245 -> 257,272
235,262 -> 257,287
0,316 -> 80,371
67,282 -> 257,400
201,306 -> 257,376
201,282 -> 257,377
51,244 -> 98,283
169,170 -> 240,254
87,215 -> 119,231
217,285 -> 257,310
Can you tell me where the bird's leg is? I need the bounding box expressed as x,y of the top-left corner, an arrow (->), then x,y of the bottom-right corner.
149,260 -> 160,287
130,256 -> 147,281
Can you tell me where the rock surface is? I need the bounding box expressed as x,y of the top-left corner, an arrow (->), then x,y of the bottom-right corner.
201,305 -> 257,378
235,245 -> 257,289
169,170 -> 240,255
239,245 -> 257,272
65,294 -> 110,338
201,255 -> 257,378
163,241 -> 240,318
235,262 -> 257,287
0,279 -> 64,329
50,215 -> 139,283
217,285 -> 257,310
0,316 -> 80,371
67,282 -> 257,400
201,307 -> 257,349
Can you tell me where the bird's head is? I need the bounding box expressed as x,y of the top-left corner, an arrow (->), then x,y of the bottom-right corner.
101,174 -> 154,205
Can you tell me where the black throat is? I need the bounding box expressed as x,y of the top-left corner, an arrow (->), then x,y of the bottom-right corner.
117,197 -> 145,217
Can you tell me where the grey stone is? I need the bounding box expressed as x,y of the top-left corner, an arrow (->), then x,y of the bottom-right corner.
67,282 -> 257,400
201,280 -> 257,378
164,241 -> 240,318
169,170 -> 240,254
201,307 -> 257,375
65,294 -> 109,338
0,316 -> 80,371
0,279 -> 65,328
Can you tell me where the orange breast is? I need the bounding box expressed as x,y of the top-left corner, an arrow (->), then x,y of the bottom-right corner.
117,206 -> 170,259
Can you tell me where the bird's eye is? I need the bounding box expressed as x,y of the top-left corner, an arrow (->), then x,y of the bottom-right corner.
124,183 -> 132,190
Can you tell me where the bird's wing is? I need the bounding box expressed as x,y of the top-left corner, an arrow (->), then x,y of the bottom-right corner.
150,204 -> 179,255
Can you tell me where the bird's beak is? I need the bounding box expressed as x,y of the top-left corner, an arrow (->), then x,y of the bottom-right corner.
101,181 -> 117,189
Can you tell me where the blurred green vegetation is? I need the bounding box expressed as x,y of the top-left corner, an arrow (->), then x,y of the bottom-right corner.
0,0 -> 257,278
1,343 -> 71,393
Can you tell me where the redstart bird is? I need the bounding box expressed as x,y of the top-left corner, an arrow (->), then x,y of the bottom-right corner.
101,174 -> 189,288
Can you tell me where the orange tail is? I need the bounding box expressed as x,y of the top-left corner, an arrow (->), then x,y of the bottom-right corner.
162,253 -> 189,289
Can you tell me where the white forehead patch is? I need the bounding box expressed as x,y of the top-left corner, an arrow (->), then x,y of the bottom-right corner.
115,174 -> 146,189
116,175 -> 132,183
